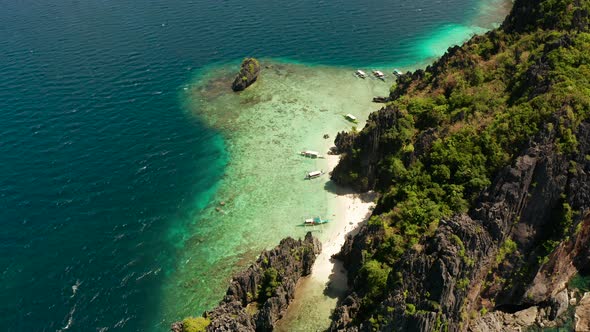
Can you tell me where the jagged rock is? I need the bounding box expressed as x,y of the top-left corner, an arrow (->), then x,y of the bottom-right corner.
172,233 -> 321,332
550,289 -> 569,320
411,128 -> 438,161
170,321 -> 183,332
576,292 -> 590,331
469,307 -> 538,332
331,107 -> 405,191
326,0 -> 590,330
333,131 -> 357,155
330,120 -> 590,331
231,58 -> 260,92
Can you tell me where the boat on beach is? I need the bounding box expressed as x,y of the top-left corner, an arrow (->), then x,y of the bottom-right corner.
305,170 -> 325,179
300,150 -> 323,158
372,70 -> 385,80
303,217 -> 330,226
344,113 -> 358,123
355,70 -> 367,78
393,69 -> 403,77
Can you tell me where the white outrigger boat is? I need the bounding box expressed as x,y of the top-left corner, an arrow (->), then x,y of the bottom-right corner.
393,69 -> 403,77
372,70 -> 385,80
300,150 -> 323,158
305,170 -> 325,179
355,70 -> 367,79
344,113 -> 358,123
303,216 -> 330,226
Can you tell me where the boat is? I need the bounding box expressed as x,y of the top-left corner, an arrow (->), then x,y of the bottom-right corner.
303,217 -> 330,226
355,70 -> 367,78
305,170 -> 324,179
393,69 -> 403,77
344,113 -> 358,123
300,150 -> 322,158
372,70 -> 385,80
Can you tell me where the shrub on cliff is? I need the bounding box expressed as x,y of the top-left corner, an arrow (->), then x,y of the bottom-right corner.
181,317 -> 210,332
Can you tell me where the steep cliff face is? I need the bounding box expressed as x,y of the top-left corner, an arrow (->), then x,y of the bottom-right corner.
332,124 -> 590,331
329,0 -> 590,330
173,232 -> 320,332
502,0 -> 590,33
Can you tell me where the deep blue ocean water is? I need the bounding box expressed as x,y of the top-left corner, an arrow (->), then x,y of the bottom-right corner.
0,0 -> 503,330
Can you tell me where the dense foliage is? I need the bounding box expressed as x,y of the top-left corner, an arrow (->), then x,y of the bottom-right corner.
333,0 -> 590,317
182,317 -> 211,332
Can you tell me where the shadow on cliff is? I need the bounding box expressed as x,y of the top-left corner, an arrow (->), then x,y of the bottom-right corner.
323,257 -> 349,299
322,206 -> 374,300
323,180 -> 377,204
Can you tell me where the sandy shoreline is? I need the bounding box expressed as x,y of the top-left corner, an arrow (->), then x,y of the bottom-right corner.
275,155 -> 376,331
310,155 -> 376,285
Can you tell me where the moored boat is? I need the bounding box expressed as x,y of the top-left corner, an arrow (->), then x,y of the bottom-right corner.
305,170 -> 324,179
300,150 -> 322,158
344,113 -> 358,123
372,70 -> 385,80
355,70 -> 367,79
303,217 -> 330,226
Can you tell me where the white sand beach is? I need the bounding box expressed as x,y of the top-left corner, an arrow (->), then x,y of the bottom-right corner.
275,155 -> 376,331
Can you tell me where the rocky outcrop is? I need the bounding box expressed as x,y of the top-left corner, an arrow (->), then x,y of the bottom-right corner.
324,0 -> 590,330
330,121 -> 590,331
576,292 -> 590,331
503,0 -> 590,33
331,107 -> 408,191
172,232 -> 320,332
231,58 -> 260,92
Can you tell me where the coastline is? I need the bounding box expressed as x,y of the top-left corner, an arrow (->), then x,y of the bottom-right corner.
160,0 -> 515,325
275,155 -> 376,331
160,62 -> 388,324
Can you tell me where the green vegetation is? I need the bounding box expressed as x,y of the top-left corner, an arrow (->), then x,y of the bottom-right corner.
405,303 -> 417,315
569,273 -> 590,292
333,0 -> 590,319
182,317 -> 211,332
495,238 -> 518,264
258,267 -> 280,301
457,278 -> 470,291
359,260 -> 391,303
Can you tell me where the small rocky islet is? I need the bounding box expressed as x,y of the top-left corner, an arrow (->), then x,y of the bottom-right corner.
231,58 -> 261,92
175,0 -> 590,330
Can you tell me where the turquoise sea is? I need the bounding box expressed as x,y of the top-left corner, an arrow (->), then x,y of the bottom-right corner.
0,0 -> 509,330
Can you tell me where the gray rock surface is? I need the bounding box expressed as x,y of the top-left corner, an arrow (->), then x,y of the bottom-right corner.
231,58 -> 260,92
576,292 -> 590,332
171,232 -> 320,332
329,119 -> 590,331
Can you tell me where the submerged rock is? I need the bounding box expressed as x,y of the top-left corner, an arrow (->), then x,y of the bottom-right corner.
171,232 -> 321,332
231,58 -> 261,92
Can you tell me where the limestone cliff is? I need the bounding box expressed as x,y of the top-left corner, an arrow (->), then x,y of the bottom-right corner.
329,0 -> 590,330
172,232 -> 320,332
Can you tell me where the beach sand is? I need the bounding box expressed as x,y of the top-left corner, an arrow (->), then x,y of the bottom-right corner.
275,155 -> 376,332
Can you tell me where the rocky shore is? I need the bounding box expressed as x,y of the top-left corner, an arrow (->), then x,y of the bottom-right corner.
172,232 -> 320,332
